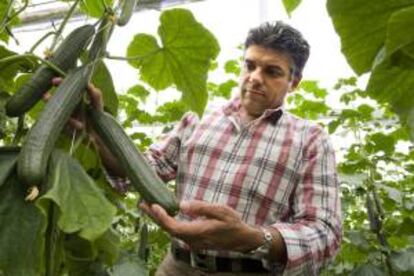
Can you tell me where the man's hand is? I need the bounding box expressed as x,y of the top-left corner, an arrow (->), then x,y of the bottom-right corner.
44,77 -> 126,178
139,200 -> 263,252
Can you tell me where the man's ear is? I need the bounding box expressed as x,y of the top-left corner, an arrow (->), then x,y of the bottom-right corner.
288,75 -> 302,92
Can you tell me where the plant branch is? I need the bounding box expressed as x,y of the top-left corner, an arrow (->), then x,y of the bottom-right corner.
8,0 -> 28,23
106,54 -> 144,61
0,54 -> 66,76
12,114 -> 25,145
49,0 -> 81,52
29,31 -> 57,53
0,0 -> 15,33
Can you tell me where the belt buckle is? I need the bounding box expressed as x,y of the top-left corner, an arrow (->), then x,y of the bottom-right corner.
190,252 -> 217,272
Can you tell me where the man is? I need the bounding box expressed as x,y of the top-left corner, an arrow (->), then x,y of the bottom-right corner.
92,21 -> 341,275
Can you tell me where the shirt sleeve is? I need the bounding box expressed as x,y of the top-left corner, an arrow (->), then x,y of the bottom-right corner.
103,112 -> 199,191
271,126 -> 342,275
145,112 -> 199,182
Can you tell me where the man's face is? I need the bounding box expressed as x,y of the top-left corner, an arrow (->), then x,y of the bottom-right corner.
239,45 -> 300,119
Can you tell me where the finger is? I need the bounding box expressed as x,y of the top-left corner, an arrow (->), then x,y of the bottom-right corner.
68,117 -> 84,131
51,77 -> 63,86
139,201 -> 152,214
181,200 -> 238,221
87,83 -> 104,111
42,92 -> 52,102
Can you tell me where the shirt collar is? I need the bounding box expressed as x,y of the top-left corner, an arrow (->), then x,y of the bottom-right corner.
222,96 -> 284,125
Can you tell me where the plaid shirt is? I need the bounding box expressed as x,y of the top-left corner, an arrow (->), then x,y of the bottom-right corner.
110,97 -> 341,275
144,97 -> 342,275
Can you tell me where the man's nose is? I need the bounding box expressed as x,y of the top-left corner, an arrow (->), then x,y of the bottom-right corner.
249,67 -> 264,84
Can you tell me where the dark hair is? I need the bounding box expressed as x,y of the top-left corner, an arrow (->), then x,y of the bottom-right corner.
244,21 -> 310,78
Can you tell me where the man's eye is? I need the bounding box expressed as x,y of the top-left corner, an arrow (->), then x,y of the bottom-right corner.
266,68 -> 283,77
245,61 -> 255,71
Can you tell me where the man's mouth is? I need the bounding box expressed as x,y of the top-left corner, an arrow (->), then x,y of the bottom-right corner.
247,89 -> 265,97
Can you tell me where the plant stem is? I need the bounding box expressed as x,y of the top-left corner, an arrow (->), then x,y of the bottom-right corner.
106,54 -> 144,61
0,0 -> 15,33
12,114 -> 25,145
49,0 -> 81,52
0,54 -> 66,76
29,31 -> 56,53
8,0 -> 28,23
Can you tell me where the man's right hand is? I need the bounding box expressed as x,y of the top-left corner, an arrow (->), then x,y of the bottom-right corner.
44,77 -> 127,179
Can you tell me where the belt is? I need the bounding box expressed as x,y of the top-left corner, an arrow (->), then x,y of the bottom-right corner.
171,243 -> 269,273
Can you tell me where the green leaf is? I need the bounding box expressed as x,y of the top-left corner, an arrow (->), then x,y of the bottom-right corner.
0,174 -> 47,276
299,80 -> 327,98
216,79 -> 238,99
224,59 -> 241,76
366,132 -> 395,155
391,248 -> 414,272
0,146 -> 19,187
127,8 -> 220,116
0,1 -> 20,43
80,0 -> 113,18
0,91 -> 9,139
39,150 -> 116,241
282,0 -> 302,16
92,60 -> 118,115
63,234 -> 106,276
326,0 -> 414,74
339,173 -> 367,188
127,84 -> 150,103
366,57 -> 414,137
111,251 -> 148,276
386,6 -> 414,57
357,104 -> 374,121
328,119 -> 340,134
0,46 -> 37,91
95,228 -> 121,266
156,100 -> 188,122
350,264 -> 386,276
381,184 -> 402,204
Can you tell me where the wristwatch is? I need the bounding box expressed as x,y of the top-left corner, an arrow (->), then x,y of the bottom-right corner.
248,227 -> 273,258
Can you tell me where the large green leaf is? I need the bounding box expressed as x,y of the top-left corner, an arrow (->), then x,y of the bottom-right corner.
282,0 -> 302,16
386,6 -> 414,57
0,147 -> 19,187
366,56 -> 414,130
91,60 -> 118,115
39,151 -> 116,241
326,0 -> 414,75
0,46 -> 37,91
127,8 -> 220,116
0,174 -> 47,276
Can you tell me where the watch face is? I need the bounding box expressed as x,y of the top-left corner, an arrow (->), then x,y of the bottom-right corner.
264,231 -> 273,242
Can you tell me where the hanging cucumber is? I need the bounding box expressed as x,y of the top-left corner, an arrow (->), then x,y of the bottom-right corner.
17,64 -> 92,200
5,25 -> 95,117
88,16 -> 115,61
88,108 -> 179,216
116,0 -> 138,26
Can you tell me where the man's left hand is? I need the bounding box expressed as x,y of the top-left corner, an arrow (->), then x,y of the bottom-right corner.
139,200 -> 262,252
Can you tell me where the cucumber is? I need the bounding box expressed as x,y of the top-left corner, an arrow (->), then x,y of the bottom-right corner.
17,65 -> 92,188
88,16 -> 114,61
89,108 -> 179,216
116,0 -> 137,26
5,25 -> 95,117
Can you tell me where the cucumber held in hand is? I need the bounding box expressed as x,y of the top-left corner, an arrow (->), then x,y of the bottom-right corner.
5,25 -> 95,117
89,108 -> 179,216
17,65 -> 92,200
